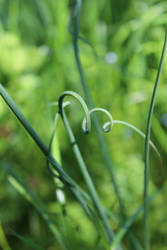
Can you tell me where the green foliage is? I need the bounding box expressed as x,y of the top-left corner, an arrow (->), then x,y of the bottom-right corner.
1,0 -> 167,249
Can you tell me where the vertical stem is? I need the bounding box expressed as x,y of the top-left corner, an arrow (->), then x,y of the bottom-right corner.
61,110 -> 115,244
73,0 -> 125,220
48,111 -> 66,206
144,31 -> 167,250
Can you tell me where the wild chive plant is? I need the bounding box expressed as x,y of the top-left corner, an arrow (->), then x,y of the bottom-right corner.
0,1 -> 167,249
0,34 -> 166,247
0,2 -> 166,249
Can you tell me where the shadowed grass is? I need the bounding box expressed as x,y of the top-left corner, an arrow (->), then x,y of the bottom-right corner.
111,185 -> 167,250
9,229 -> 44,250
3,163 -> 67,250
0,222 -> 11,250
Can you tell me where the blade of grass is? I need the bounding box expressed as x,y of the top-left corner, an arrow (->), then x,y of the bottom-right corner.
0,222 -> 11,250
144,30 -> 167,250
9,229 -> 44,250
47,109 -> 66,206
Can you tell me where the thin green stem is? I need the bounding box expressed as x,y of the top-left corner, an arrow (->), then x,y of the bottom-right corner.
0,83 -> 93,222
110,186 -> 166,250
68,5 -> 96,54
47,111 -> 61,176
143,31 -> 167,250
58,94 -> 116,245
47,100 -> 70,176
72,0 -> 125,223
58,91 -> 91,133
83,108 -> 114,133
47,111 -> 67,207
113,120 -> 162,168
72,2 -> 143,248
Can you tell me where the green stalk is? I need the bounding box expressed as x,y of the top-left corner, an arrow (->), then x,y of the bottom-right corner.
73,0 -> 125,222
48,111 -> 66,207
0,83 -> 93,222
0,83 -> 110,242
72,1 -> 144,248
58,92 -> 117,245
144,31 -> 167,250
47,111 -> 61,176
60,109 -> 115,244
113,120 -> 162,168
48,101 -> 115,246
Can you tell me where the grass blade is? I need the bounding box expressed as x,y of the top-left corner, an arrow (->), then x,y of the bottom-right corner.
9,230 -> 44,250
0,222 -> 11,250
144,31 -> 167,250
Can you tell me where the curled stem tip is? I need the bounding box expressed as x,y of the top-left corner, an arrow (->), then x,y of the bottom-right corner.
58,91 -> 91,133
82,108 -> 114,133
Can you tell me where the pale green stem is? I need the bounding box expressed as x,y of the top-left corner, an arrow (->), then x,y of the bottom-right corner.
113,120 -> 162,168
58,94 -> 117,245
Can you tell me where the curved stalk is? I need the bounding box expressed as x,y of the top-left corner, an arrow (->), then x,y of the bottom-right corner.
58,91 -> 91,133
113,120 -> 162,169
58,93 -> 116,245
82,108 -> 114,133
82,106 -> 162,168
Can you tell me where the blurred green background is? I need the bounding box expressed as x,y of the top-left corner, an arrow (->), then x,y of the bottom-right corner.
0,0 -> 167,249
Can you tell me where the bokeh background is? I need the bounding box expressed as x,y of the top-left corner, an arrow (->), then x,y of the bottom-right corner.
0,0 -> 167,249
